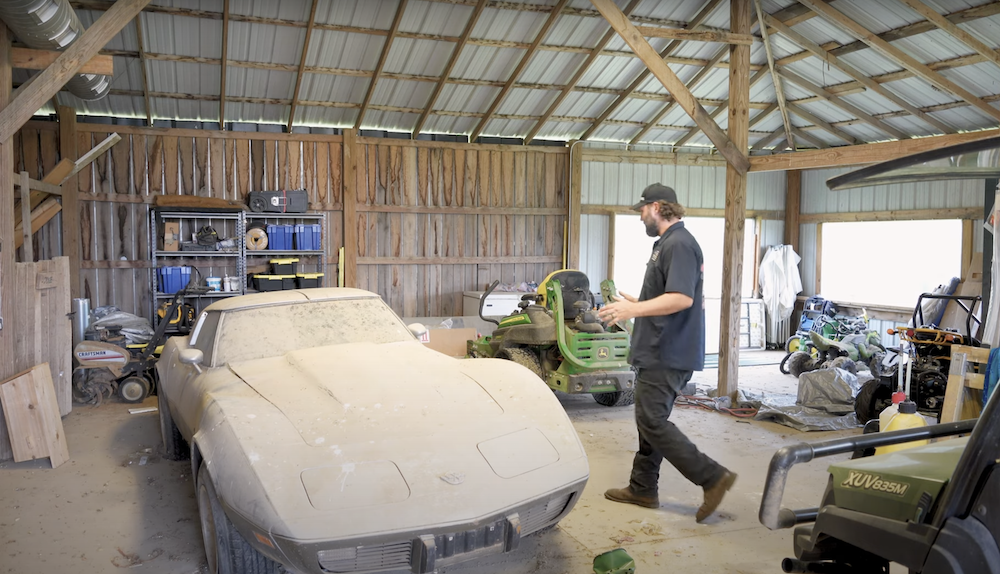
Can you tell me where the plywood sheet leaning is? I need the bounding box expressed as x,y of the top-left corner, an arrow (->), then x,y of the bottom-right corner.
0,364 -> 69,468
941,344 -> 990,423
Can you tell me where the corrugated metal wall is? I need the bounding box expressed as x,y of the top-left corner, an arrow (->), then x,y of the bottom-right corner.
797,168 -> 986,296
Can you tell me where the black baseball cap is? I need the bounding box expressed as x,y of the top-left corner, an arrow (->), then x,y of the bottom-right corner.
630,183 -> 678,211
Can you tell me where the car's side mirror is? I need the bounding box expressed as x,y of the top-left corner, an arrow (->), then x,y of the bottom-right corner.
179,348 -> 204,365
407,323 -> 428,338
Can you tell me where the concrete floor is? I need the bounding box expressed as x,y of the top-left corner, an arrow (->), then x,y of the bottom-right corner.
0,356 -> 868,574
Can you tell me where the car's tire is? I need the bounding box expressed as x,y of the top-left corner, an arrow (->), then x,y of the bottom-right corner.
118,375 -> 150,403
786,351 -> 815,378
855,379 -> 892,424
496,347 -> 543,379
159,391 -> 190,461
197,465 -> 280,574
593,390 -> 635,407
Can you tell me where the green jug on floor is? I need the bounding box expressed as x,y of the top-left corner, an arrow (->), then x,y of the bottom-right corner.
593,548 -> 635,574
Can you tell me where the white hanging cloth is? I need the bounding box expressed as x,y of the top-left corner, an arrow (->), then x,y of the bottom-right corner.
759,245 -> 803,341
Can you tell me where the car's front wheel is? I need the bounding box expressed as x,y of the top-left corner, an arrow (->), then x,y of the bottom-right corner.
159,390 -> 189,461
197,465 -> 280,574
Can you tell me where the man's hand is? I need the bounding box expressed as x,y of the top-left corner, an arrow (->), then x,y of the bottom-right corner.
598,291 -> 636,323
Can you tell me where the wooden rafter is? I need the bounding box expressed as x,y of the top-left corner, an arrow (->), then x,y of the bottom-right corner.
754,0 -> 793,150
763,13 -> 954,135
133,16 -> 153,126
287,0 -> 319,133
11,48 -> 112,75
671,69 -> 769,148
798,0 -> 1000,123
0,0 -> 151,143
791,126 -> 827,149
778,68 -> 909,140
785,102 -> 858,145
523,0 -> 639,145
590,0 -> 748,172
752,125 -> 783,151
634,25 -> 754,45
414,0 -> 488,139
354,0 -> 409,131
219,0 -> 229,130
472,0 -> 569,143
897,0 -> 1000,70
628,45 -> 728,146
580,0 -> 725,141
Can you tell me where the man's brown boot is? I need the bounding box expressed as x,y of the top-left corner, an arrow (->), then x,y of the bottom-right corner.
604,486 -> 659,509
696,471 -> 737,522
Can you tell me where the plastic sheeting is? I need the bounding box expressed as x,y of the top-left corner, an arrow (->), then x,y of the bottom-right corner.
745,368 -> 872,432
89,306 -> 155,345
759,245 -> 802,343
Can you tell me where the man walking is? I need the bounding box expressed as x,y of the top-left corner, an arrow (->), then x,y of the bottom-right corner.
598,183 -> 736,523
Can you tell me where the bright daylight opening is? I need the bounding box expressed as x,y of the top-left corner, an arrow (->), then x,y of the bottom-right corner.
819,220 -> 963,308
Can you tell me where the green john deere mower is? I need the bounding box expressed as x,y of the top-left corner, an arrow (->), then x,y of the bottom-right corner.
760,389 -> 998,573
467,270 -> 635,407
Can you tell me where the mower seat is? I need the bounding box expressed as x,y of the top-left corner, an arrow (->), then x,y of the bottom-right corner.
542,270 -> 593,318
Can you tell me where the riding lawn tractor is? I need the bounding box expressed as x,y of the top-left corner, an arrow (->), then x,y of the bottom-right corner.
467,270 -> 636,407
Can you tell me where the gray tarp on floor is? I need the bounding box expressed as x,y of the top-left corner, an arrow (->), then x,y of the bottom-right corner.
744,368 -> 872,432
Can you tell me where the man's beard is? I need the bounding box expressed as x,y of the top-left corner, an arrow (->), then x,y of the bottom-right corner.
644,220 -> 659,237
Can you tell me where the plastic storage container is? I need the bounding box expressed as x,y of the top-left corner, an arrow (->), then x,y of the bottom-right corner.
206,277 -> 222,291
874,400 -> 928,455
254,275 -> 285,292
296,273 -> 324,288
157,266 -> 191,294
294,224 -> 321,250
270,258 -> 299,275
878,391 -> 907,433
266,224 -> 294,250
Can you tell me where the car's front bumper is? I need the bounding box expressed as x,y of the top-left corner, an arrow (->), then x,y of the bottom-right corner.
239,478 -> 585,574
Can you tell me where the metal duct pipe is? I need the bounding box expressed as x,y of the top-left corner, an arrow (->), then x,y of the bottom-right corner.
0,0 -> 111,101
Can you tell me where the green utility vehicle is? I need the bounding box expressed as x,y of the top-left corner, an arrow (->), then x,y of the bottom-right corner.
759,392 -> 996,573
467,270 -> 635,407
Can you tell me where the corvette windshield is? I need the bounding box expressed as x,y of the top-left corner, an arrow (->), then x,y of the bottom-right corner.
213,297 -> 413,365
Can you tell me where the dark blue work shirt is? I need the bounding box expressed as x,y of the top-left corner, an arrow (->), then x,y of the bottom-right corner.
629,221 -> 706,372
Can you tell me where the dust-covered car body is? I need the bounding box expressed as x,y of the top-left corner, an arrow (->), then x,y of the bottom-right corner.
156,288 -> 589,574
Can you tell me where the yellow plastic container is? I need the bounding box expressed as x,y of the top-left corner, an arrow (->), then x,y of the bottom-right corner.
875,400 -> 928,455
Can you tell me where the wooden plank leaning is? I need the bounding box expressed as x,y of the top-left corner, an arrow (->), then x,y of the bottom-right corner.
0,364 -> 69,468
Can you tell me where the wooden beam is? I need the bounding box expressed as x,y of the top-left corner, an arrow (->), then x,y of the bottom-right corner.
786,102 -> 857,144
899,0 -> 1000,72
342,129 -> 358,287
133,15 -> 153,126
815,222 -> 823,294
763,13 -> 955,135
797,0 -> 1000,123
754,0 -> 794,150
354,0 -> 408,131
1,26 -> 15,389
962,219 -> 974,280
791,126 -> 828,149
414,0 -> 487,138
590,0 -> 749,172
718,0 -> 751,400
671,69 -> 769,148
18,171 -> 30,261
287,0 -> 317,133
799,207 -> 981,224
777,67 -> 909,140
784,169 -> 800,251
14,197 -> 61,251
469,0 -> 572,143
219,0 -> 229,129
57,106 -> 80,299
634,25 -> 754,45
518,0 -> 608,144
582,204 -> 784,220
752,126 -> 784,150
581,0 -> 724,141
628,44 -> 729,146
0,0 -> 151,144
13,175 -> 62,196
11,47 -> 113,76
749,127 -> 1000,172
569,141 -> 582,269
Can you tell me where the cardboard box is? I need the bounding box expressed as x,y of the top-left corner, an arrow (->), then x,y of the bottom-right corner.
422,328 -> 477,358
163,222 -> 180,251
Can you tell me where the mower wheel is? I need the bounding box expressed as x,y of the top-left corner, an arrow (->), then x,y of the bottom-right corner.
785,336 -> 802,354
786,351 -> 816,378
593,390 -> 635,407
496,347 -> 543,380
868,352 -> 884,378
855,379 -> 892,424
829,356 -> 858,375
118,376 -> 150,403
779,352 -> 793,375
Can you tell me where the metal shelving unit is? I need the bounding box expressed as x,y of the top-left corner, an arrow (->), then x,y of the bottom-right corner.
244,211 -> 327,288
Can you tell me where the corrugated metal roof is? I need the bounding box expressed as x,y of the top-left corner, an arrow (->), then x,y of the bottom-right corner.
13,0 -> 998,148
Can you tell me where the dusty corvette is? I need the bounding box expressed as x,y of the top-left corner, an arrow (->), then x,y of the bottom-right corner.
156,288 -> 589,574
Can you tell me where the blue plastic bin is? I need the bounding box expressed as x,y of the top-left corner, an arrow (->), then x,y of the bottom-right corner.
294,224 -> 321,250
267,224 -> 294,250
157,266 -> 191,294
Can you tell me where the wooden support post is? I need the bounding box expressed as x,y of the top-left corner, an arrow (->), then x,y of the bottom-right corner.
717,0 -> 751,401
815,223 -> 823,294
607,213 -> 616,281
18,171 -> 30,262
961,219 -> 974,280
784,169 -> 801,251
58,106 -> 80,299
342,130 -> 358,287
0,25 -> 15,460
569,140 -> 582,270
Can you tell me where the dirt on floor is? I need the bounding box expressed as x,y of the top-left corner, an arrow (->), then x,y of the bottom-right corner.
0,357 -> 868,574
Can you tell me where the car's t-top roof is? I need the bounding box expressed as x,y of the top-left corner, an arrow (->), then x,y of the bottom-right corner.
203,288 -> 379,313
